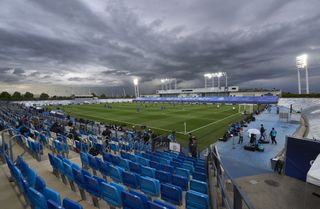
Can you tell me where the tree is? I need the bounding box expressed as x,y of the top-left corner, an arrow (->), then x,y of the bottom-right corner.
39,93 -> 50,100
91,92 -> 97,97
0,91 -> 11,100
23,92 -> 34,100
12,91 -> 22,100
100,94 -> 106,99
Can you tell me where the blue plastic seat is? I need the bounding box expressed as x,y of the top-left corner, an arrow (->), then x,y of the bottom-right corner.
118,158 -> 130,170
175,167 -> 190,179
29,187 -> 48,209
170,161 -> 180,168
100,161 -> 111,177
111,155 -> 121,166
129,161 -> 141,174
122,170 -> 139,189
87,154 -> 99,171
148,200 -> 176,209
63,162 -> 74,181
186,190 -> 209,209
55,156 -> 65,176
122,190 -> 149,209
137,156 -> 150,166
101,182 -> 126,207
83,175 -> 100,197
35,175 -> 46,193
150,161 -> 160,169
192,172 -> 206,182
190,179 -> 208,194
160,183 -> 182,205
140,176 -> 160,196
44,187 -> 61,205
172,174 -> 188,191
26,167 -> 37,187
161,164 -> 174,173
102,152 -> 112,163
63,198 -> 83,209
47,199 -> 62,209
195,166 -> 206,174
155,170 -> 172,183
72,167 -> 85,188
181,163 -> 194,174
80,152 -> 89,167
109,165 -> 123,183
141,166 -> 155,178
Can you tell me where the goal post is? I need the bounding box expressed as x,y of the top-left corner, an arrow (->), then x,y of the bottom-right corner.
238,104 -> 254,114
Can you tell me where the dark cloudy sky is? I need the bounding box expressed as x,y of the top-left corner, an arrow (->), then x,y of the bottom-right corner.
1,0 -> 320,96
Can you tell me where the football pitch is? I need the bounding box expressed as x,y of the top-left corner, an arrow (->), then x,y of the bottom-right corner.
56,103 -> 246,150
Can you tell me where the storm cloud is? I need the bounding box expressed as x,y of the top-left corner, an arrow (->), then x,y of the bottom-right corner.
0,0 -> 320,95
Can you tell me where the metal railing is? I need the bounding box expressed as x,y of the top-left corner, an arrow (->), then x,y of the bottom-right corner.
208,145 -> 255,209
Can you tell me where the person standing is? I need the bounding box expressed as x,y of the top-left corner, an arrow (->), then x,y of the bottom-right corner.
270,128 -> 277,144
188,133 -> 193,155
238,127 -> 244,144
191,136 -> 198,158
259,124 -> 266,140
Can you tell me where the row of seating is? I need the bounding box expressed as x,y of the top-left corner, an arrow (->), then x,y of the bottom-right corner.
79,151 -> 210,208
5,154 -> 83,209
14,133 -> 43,159
48,153 -> 178,209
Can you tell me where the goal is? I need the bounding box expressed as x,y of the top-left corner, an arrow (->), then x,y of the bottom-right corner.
238,104 -> 254,114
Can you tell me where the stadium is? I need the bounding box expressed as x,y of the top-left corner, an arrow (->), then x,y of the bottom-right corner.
1,1 -> 320,209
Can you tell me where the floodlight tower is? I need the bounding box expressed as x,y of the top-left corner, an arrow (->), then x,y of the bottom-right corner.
296,54 -> 309,94
216,72 -> 223,88
133,78 -> 139,97
204,73 -> 212,88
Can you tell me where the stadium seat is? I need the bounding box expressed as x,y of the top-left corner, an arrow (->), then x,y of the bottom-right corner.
122,190 -> 149,209
155,170 -> 172,183
195,166 -> 206,174
47,199 -> 62,209
80,152 -> 89,168
186,190 -> 209,209
140,176 -> 160,196
83,175 -> 100,197
63,198 -> 83,209
137,156 -> 150,166
44,187 -> 61,205
87,154 -> 99,172
193,171 -> 207,182
109,165 -> 124,183
122,170 -> 139,189
150,161 -> 160,169
100,161 -> 111,177
190,179 -> 208,194
148,200 -> 176,209
118,158 -> 130,170
102,152 -> 112,163
29,187 -> 48,209
129,161 -> 142,174
48,153 -> 59,176
141,165 -> 156,178
101,182 -> 126,207
34,175 -> 46,193
26,167 -> 37,187
160,183 -> 183,205
175,167 -> 190,179
161,164 -> 174,173
172,174 -> 189,191
181,163 -> 194,174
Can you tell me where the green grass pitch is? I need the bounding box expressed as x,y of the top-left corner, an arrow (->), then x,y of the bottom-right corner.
55,102 -> 246,151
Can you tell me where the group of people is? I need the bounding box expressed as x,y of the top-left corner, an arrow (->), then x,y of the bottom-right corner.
238,124 -> 278,145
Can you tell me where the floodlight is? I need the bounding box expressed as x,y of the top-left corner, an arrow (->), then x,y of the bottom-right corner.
204,73 -> 212,78
296,54 -> 308,68
133,78 -> 139,86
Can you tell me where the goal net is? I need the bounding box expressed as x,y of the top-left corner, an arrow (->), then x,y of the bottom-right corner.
238,104 -> 254,114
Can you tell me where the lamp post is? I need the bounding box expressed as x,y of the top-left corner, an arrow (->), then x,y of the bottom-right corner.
296,54 -> 309,94
133,78 -> 139,98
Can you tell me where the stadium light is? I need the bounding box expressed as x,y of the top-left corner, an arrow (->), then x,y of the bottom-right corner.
133,78 -> 139,97
296,54 -> 309,94
133,78 -> 139,86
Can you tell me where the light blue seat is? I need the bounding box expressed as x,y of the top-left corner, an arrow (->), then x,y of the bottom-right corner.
101,182 -> 126,207
175,167 -> 190,179
161,183 -> 182,205
87,154 -> 99,171
47,199 -> 62,209
80,152 -> 89,168
35,175 -> 46,193
141,166 -> 156,178
63,162 -> 74,182
190,179 -> 208,194
140,176 -> 160,196
155,170 -> 172,184
161,164 -> 174,173
63,197 -> 83,209
44,187 -> 61,205
129,161 -> 141,174
83,175 -> 100,197
122,170 -> 139,189
109,165 -> 124,183
186,190 -> 209,209
148,200 -> 176,209
181,163 -> 194,174
118,158 -> 130,170
137,156 -> 150,166
172,174 -> 188,191
29,187 -> 48,209
100,161 -> 111,177
121,190 -> 149,209
26,167 -> 37,187
192,172 -> 206,182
